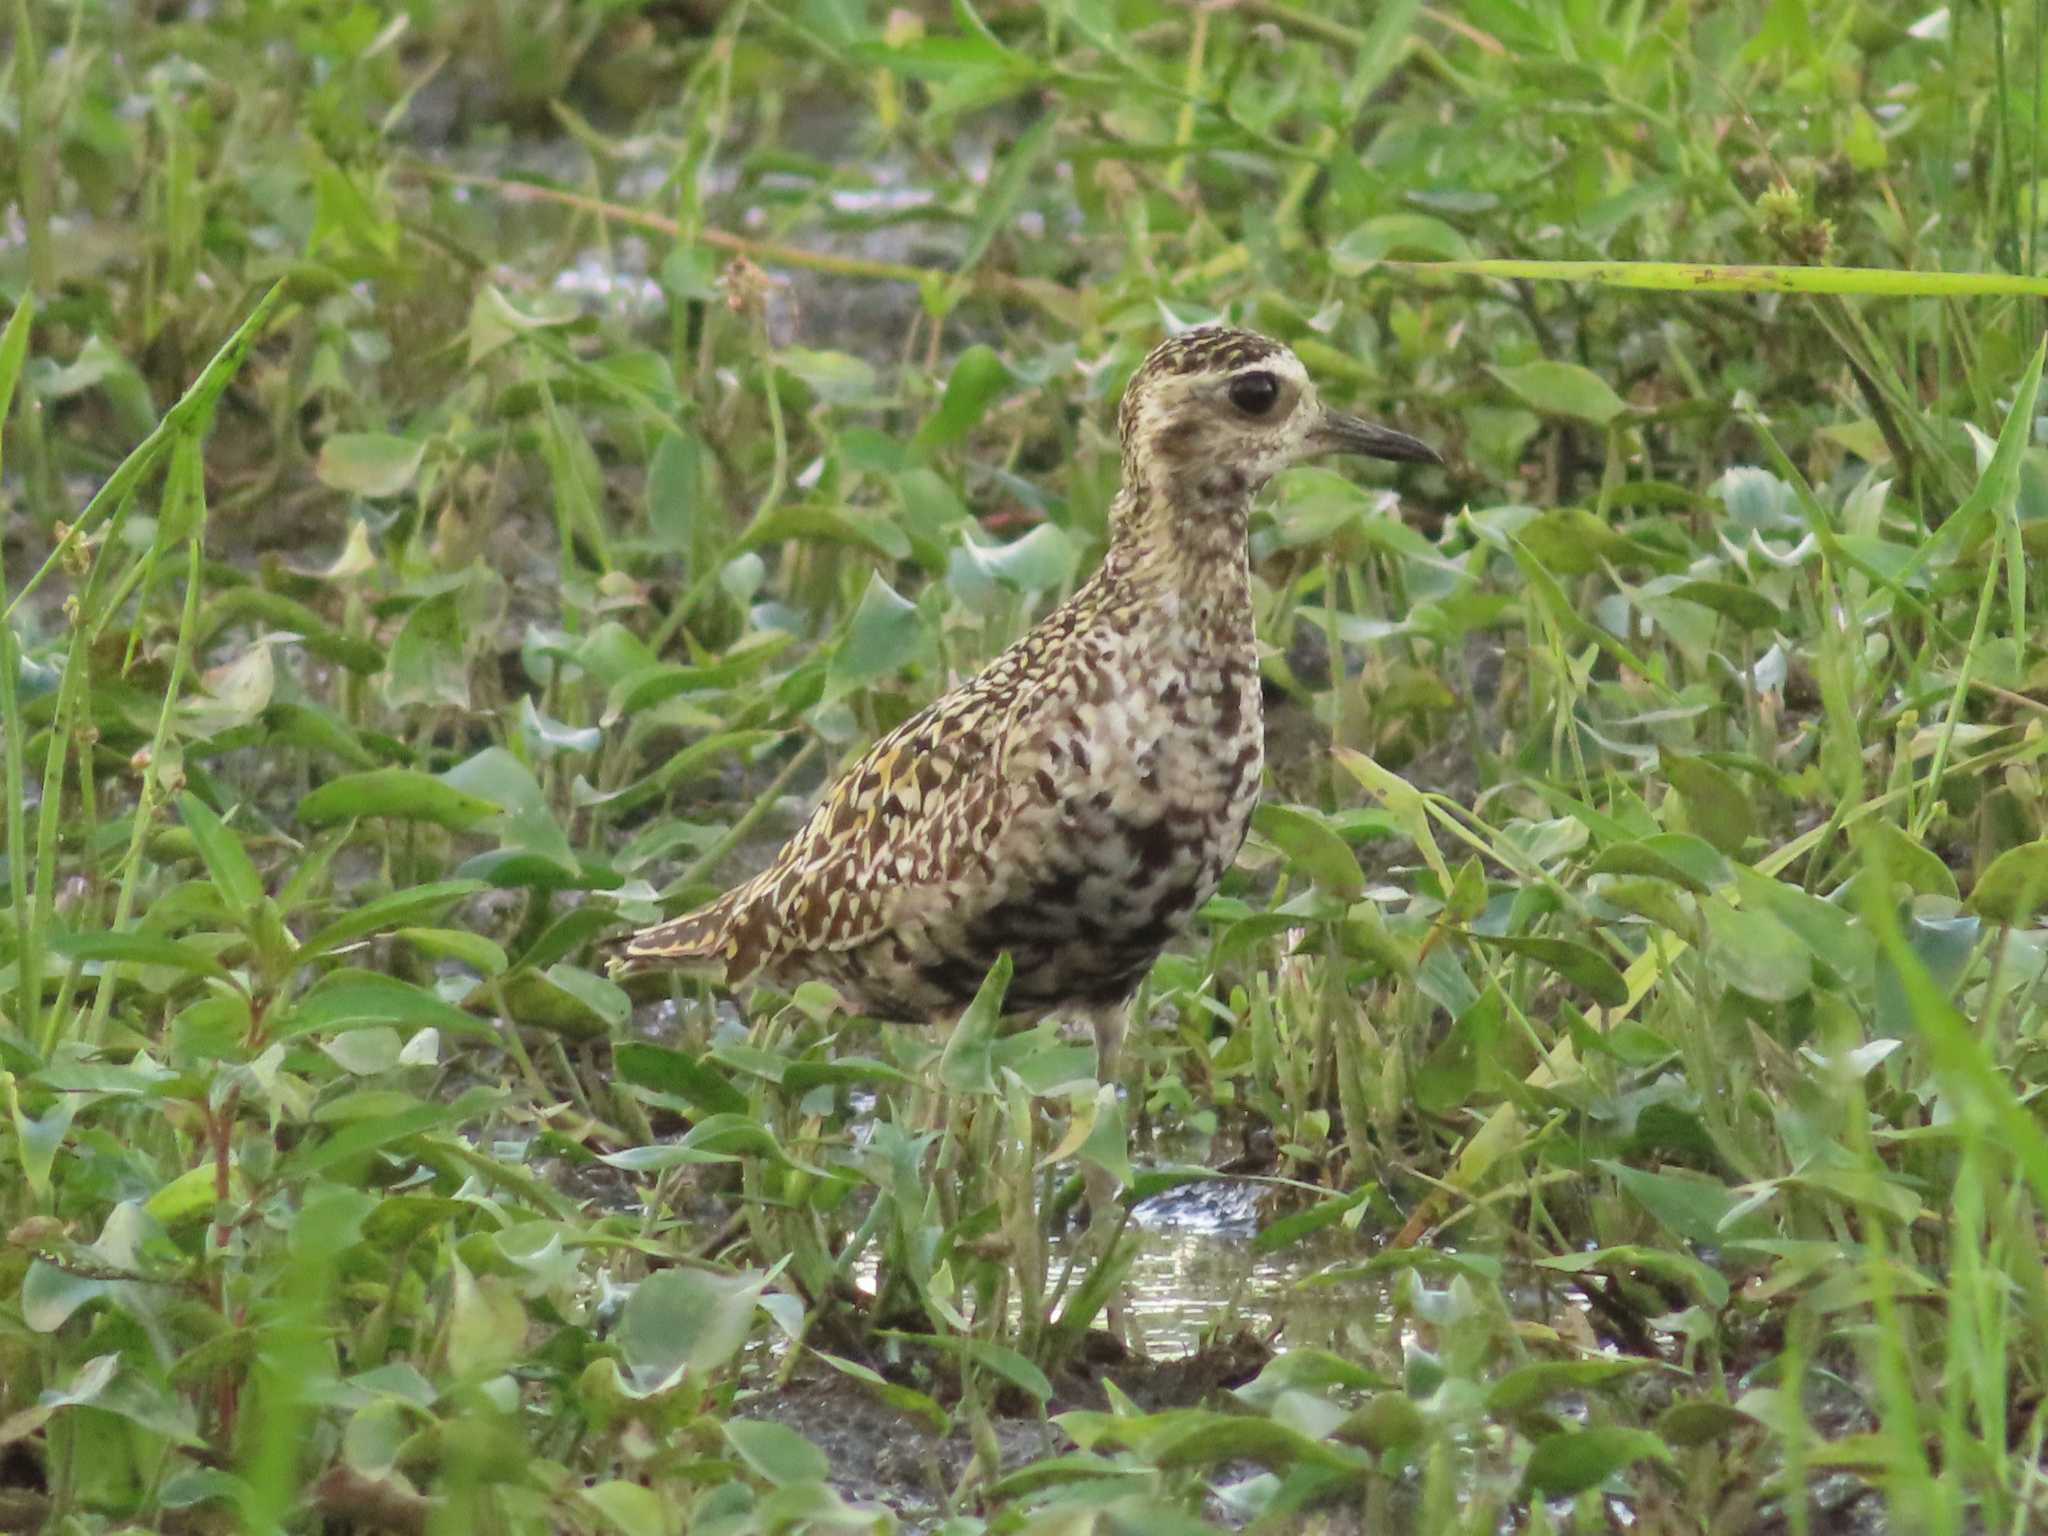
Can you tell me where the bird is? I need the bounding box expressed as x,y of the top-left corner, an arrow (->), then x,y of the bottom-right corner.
614,325 -> 1437,1148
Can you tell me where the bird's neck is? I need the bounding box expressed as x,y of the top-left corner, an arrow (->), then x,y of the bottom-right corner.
1100,465 -> 1256,634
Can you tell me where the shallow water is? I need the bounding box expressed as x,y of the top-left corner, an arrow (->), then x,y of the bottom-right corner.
1111,1190 -> 1398,1361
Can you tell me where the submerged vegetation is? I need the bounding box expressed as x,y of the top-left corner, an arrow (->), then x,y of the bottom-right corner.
8,0 -> 2048,1530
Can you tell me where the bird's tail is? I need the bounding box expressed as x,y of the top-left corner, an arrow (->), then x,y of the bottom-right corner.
608,889 -> 748,979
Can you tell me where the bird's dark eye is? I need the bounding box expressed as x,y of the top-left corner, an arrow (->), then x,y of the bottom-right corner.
1228,370 -> 1281,416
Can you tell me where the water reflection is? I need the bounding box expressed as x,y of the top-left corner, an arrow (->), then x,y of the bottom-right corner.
1104,1219 -> 1398,1360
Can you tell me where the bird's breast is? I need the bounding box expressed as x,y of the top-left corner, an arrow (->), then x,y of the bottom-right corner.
957,622 -> 1263,1005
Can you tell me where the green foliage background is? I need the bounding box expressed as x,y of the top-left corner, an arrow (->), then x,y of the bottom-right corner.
7,0 -> 2048,1530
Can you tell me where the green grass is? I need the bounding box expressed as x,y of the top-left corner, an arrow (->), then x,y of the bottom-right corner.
7,0 -> 2048,1530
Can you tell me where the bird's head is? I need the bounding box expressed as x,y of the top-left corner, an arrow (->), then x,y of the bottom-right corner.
1117,325 -> 1438,498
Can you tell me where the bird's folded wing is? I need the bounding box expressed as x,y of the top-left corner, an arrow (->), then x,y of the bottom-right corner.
746,704 -> 1013,958
619,647 -> 1041,979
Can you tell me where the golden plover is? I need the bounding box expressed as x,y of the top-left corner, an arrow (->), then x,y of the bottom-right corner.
617,326 -> 1437,1090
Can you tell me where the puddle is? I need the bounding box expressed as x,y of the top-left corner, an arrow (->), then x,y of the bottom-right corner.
834,1172 -> 1400,1366
1113,1202 -> 1397,1362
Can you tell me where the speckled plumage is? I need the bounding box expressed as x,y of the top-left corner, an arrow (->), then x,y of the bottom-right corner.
616,326 -> 1436,1025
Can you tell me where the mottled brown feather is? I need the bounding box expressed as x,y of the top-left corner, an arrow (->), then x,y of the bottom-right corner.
615,326 -> 1436,1022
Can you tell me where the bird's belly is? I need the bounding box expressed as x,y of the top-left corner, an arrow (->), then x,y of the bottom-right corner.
967,660 -> 1265,1008
809,651 -> 1263,1018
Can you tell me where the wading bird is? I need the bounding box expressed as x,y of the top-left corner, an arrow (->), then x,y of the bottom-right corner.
616,325 -> 1437,1205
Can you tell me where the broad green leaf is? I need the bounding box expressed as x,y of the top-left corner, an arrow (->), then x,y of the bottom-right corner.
646,428 -> 702,552
825,572 -> 927,699
1489,360 -> 1628,426
614,1268 -> 769,1395
676,1114 -> 796,1161
169,994 -> 250,1064
880,1331 -> 1052,1408
298,880 -> 487,962
1860,820 -> 1959,899
1536,1244 -> 1730,1307
724,1419 -> 829,1487
1597,1159 -> 1766,1244
947,523 -> 1078,605
601,636 -> 795,720
1075,1082 -> 1132,1189
1732,868 -> 1869,978
21,1353 -> 201,1447
490,964 -> 626,1038
466,283 -> 578,364
1416,987 -> 1497,1110
1714,464 -> 1804,533
198,587 -> 385,673
739,503 -> 911,562
280,1086 -> 499,1180
596,1143 -> 735,1172
11,1093 -> 76,1202
1917,333 -> 2047,567
1057,1405 -> 1361,1475
264,701 -> 379,768
1233,1349 -> 1385,1408
146,1160 -> 246,1226
396,926 -> 507,976
1253,1188 -> 1370,1254
447,1255 -> 527,1378
938,953 -> 1011,1094
613,1042 -> 751,1117
1463,931 -> 1628,1006
1589,834 -> 1731,892
588,347 -> 680,415
185,642 -> 278,736
850,31 -> 1035,84
1657,1400 -> 1761,1447
1513,506 -> 1638,576
278,970 -> 496,1041
316,1088 -> 432,1123
511,905 -> 617,972
518,696 -> 601,758
383,590 -> 472,710
1252,803 -> 1366,901
774,347 -> 879,405
574,728 -> 786,814
315,433 -> 425,498
1486,1359 -> 1650,1417
1522,1426 -> 1670,1497
22,1262 -> 112,1334
1340,1392 -> 1430,1455
1702,897 -> 1812,1001
1332,747 -> 1452,888
311,160 -> 398,260
1970,838 -> 2048,925
51,930 -> 233,984
809,1350 -> 949,1434
1666,578 -> 1783,631
177,793 -> 265,917
297,769 -> 500,830
581,1482 -> 667,1536
320,1027 -> 404,1075
1332,213 -> 1473,270
1445,857 -> 1489,922
1661,752 -> 1753,857
779,1057 -> 913,1095
911,344 -> 1012,458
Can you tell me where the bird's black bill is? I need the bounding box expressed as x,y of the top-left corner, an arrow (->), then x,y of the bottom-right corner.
1314,410 -> 1441,464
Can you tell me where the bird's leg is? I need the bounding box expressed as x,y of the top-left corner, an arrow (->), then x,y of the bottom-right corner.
1079,1000 -> 1136,1342
1082,1000 -> 1129,1225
